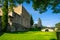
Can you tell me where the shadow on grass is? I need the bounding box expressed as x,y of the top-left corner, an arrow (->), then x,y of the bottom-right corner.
50,38 -> 56,40
0,31 -> 4,36
5,31 -> 28,34
29,28 -> 41,31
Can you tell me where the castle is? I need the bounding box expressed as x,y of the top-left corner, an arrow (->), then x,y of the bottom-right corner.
0,5 -> 31,32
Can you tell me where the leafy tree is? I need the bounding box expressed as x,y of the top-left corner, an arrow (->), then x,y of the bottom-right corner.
32,0 -> 60,13
55,23 -> 60,40
1,0 -> 8,32
30,15 -> 34,26
55,23 -> 60,30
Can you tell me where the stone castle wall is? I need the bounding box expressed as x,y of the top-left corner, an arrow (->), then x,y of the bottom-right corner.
0,5 -> 31,32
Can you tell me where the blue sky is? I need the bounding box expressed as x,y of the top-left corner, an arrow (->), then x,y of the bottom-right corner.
23,2 -> 60,27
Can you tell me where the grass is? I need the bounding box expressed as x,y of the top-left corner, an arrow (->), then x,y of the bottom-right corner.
0,31 -> 57,40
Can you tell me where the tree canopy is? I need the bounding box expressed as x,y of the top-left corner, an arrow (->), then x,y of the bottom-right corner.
55,23 -> 60,30
32,0 -> 60,13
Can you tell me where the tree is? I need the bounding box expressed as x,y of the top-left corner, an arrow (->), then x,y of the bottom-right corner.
1,0 -> 8,32
32,0 -> 60,13
55,23 -> 60,40
30,15 -> 34,26
55,23 -> 60,30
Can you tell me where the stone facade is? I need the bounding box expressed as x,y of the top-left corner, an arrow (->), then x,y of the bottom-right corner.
0,5 -> 31,32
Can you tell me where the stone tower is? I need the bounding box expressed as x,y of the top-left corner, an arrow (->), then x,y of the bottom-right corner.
37,18 -> 42,27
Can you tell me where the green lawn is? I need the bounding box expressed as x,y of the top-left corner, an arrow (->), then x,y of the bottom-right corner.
0,31 -> 57,40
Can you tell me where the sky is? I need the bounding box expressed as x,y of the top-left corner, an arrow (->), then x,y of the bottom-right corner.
23,2 -> 60,27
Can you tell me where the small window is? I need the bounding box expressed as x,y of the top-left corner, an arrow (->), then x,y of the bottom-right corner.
10,18 -> 13,22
